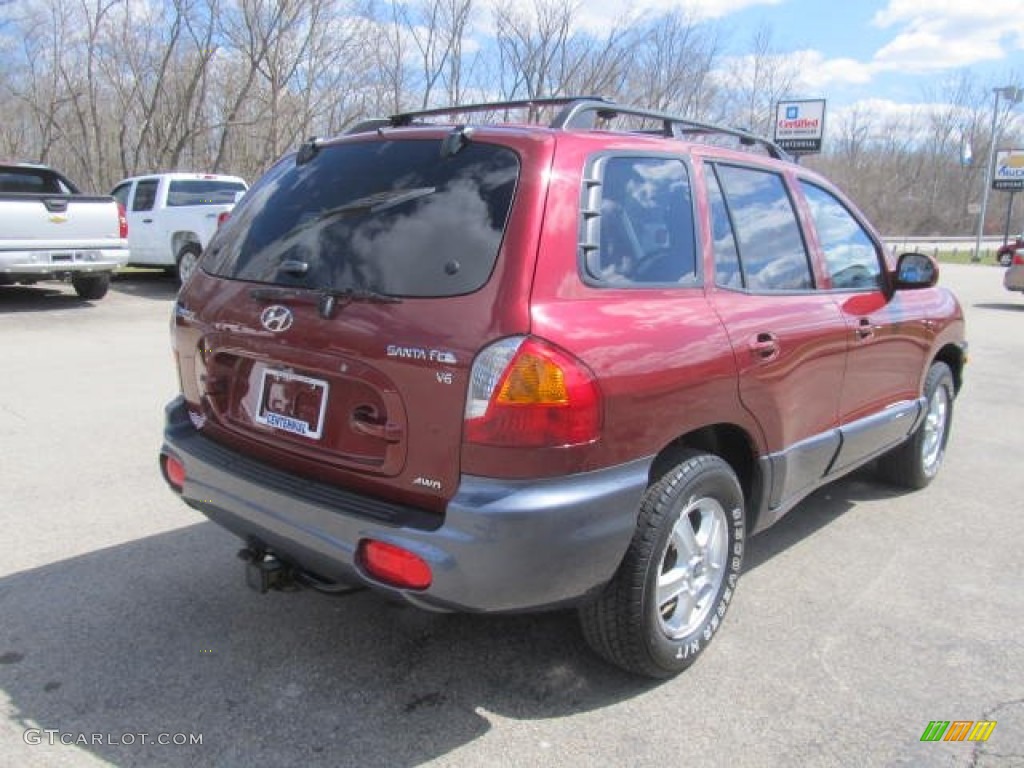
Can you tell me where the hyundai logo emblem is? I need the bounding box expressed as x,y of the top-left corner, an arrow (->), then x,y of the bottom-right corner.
260,305 -> 294,333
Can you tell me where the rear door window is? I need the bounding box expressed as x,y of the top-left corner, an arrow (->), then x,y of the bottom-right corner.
132,179 -> 159,212
205,140 -> 519,298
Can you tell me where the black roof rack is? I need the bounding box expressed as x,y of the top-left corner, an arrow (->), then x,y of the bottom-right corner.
345,96 -> 791,161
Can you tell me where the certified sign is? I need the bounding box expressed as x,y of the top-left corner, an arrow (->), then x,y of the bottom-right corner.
994,149 -> 1024,190
774,99 -> 826,154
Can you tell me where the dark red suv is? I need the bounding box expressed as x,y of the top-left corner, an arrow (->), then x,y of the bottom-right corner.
160,98 -> 966,677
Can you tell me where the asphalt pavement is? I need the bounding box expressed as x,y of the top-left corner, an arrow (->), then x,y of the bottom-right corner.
1,266 -> 1021,768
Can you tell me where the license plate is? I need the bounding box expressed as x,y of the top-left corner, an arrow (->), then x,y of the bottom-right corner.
254,368 -> 329,439
50,252 -> 72,262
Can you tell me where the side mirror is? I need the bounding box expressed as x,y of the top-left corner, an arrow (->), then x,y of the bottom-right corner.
893,252 -> 938,290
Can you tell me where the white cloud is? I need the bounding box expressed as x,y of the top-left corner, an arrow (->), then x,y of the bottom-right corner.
794,51 -> 876,90
870,0 -> 1024,71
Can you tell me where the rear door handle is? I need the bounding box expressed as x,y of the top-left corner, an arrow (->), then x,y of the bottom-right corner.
856,318 -> 875,340
749,332 -> 780,361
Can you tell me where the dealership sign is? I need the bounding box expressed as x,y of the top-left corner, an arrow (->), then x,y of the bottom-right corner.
994,149 -> 1024,190
774,100 -> 826,154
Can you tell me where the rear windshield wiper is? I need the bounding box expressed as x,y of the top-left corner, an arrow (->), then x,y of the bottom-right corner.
332,187 -> 436,215
250,285 -> 402,319
318,287 -> 401,318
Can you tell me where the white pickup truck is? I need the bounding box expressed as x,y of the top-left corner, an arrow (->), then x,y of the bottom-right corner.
0,163 -> 129,299
111,172 -> 247,283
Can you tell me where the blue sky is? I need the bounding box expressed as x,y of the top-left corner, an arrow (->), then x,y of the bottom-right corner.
567,0 -> 1024,113
718,0 -> 1023,107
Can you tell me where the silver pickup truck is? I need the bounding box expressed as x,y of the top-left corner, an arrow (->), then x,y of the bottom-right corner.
0,163 -> 129,299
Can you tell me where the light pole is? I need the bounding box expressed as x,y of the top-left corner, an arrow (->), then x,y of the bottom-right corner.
973,85 -> 1023,262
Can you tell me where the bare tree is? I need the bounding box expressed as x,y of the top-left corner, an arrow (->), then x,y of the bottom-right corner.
624,10 -> 721,117
720,23 -> 804,134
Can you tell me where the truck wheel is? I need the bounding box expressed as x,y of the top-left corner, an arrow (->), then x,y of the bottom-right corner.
176,244 -> 202,285
579,451 -> 745,678
878,361 -> 954,489
71,273 -> 110,300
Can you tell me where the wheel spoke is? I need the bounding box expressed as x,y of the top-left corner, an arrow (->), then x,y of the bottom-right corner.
657,567 -> 689,607
663,586 -> 697,632
670,514 -> 700,559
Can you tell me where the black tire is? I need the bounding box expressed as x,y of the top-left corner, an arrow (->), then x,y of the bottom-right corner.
579,451 -> 745,678
176,244 -> 202,286
71,273 -> 110,300
878,361 -> 954,490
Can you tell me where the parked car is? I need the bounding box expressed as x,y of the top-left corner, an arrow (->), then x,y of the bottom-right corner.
110,172 -> 247,283
997,235 -> 1023,266
159,98 -> 967,678
0,162 -> 128,299
1004,249 -> 1024,294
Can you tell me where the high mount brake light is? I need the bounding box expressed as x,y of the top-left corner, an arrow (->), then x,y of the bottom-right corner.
464,336 -> 601,448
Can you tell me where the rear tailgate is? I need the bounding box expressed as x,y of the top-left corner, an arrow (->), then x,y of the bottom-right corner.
0,196 -> 123,248
173,130 -> 546,512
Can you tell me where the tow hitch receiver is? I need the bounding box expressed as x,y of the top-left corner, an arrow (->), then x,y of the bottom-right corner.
238,547 -> 295,593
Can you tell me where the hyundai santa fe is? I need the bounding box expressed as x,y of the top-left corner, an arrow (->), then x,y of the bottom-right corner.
160,97 -> 966,678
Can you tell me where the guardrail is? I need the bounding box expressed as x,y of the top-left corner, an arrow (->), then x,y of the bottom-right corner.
882,236 -> 1016,259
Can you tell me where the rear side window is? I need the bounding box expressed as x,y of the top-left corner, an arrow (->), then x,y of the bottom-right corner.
714,164 -> 813,291
111,182 -> 132,209
800,181 -> 882,290
205,140 -> 519,298
167,179 -> 247,206
582,155 -> 698,286
133,179 -> 159,212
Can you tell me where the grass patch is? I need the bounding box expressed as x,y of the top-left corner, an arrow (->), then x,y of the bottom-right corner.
911,249 -> 1003,265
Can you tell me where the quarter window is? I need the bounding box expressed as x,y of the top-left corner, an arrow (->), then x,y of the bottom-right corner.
714,164 -> 813,291
583,156 -> 697,286
800,181 -> 882,290
111,183 -> 131,210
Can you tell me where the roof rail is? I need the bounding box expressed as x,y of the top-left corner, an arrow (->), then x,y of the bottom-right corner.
550,99 -> 791,160
346,96 -> 790,161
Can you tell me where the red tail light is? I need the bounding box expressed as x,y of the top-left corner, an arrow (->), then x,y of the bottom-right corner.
1013,251 -> 1024,266
117,202 -> 128,239
464,336 -> 601,448
161,454 -> 186,492
217,211 -> 231,228
358,540 -> 432,589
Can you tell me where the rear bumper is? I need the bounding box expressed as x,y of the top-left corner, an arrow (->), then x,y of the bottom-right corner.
1004,265 -> 1024,292
0,246 -> 128,275
160,397 -> 650,612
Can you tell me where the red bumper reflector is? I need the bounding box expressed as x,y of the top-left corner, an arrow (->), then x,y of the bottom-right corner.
358,540 -> 432,590
163,454 -> 186,491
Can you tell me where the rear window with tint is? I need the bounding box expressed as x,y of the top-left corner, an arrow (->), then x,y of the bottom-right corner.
0,169 -> 70,194
167,179 -> 247,206
205,139 -> 520,298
